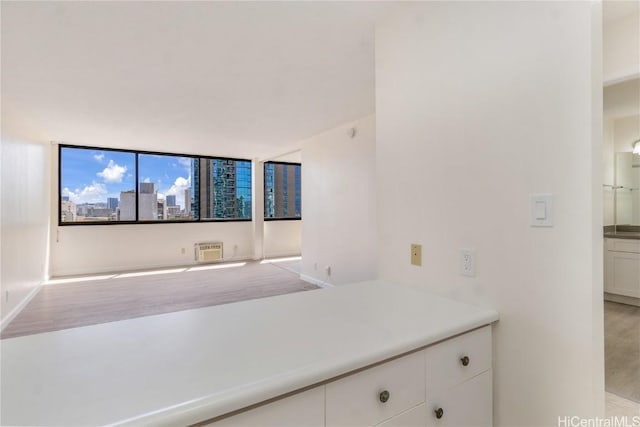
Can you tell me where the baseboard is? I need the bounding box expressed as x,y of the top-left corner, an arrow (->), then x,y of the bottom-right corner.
605,292 -> 640,307
1,282 -> 43,331
300,274 -> 334,288
262,252 -> 302,260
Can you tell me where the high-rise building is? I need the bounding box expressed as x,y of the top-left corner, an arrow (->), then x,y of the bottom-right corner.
139,182 -> 157,220
184,188 -> 191,217
60,200 -> 77,222
61,196 -> 70,202
190,159 -> 200,219
166,195 -> 176,207
118,191 -> 136,220
213,159 -> 236,218
190,158 -> 250,219
198,159 -> 215,218
157,199 -> 167,220
265,162 -> 301,218
107,197 -> 119,211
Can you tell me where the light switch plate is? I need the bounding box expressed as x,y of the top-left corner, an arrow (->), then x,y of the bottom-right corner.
530,194 -> 553,227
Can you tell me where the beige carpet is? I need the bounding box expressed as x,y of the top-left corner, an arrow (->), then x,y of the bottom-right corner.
1,261 -> 318,339
605,301 -> 640,403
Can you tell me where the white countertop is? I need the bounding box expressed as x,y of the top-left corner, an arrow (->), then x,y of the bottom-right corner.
0,280 -> 498,426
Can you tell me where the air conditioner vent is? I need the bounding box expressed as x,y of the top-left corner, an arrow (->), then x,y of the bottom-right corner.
195,242 -> 223,263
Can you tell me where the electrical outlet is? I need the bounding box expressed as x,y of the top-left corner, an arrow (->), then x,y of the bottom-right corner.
411,244 -> 422,266
325,266 -> 331,276
180,248 -> 186,255
459,249 -> 476,277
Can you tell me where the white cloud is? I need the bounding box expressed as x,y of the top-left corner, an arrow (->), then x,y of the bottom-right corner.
97,160 -> 127,183
93,154 -> 104,162
63,182 -> 108,204
142,177 -> 151,183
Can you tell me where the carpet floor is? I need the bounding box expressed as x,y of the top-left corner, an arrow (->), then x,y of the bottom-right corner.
1,261 -> 318,339
605,301 -> 640,403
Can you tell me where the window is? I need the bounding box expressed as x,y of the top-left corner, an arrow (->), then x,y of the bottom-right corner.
60,146 -> 136,223
264,162 -> 302,220
198,158 -> 252,220
59,145 -> 252,225
138,153 -> 197,221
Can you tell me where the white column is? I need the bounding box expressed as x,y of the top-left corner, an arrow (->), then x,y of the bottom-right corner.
252,159 -> 264,260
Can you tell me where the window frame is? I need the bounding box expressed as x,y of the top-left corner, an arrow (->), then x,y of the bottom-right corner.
58,144 -> 253,226
263,160 -> 302,222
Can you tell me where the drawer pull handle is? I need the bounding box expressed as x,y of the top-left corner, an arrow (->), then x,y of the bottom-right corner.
460,355 -> 470,366
434,407 -> 444,419
379,390 -> 390,403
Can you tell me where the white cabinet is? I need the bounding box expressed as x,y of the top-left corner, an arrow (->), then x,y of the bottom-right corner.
425,326 -> 491,396
605,238 -> 640,298
209,326 -> 493,427
376,404 -> 429,427
207,387 -> 324,427
425,371 -> 492,426
425,326 -> 492,427
326,350 -> 425,426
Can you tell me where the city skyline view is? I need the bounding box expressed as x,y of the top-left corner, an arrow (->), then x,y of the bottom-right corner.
61,148 -> 193,210
59,147 -> 269,223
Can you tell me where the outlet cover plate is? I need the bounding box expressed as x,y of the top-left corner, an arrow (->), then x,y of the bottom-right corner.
411,244 -> 422,266
459,248 -> 476,277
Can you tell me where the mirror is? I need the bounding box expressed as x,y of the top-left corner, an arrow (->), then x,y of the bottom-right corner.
615,151 -> 640,225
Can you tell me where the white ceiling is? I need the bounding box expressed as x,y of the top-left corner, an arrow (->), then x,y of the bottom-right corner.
1,1 -> 393,159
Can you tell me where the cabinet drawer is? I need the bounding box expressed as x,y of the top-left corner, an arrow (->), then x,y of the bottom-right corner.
425,370 -> 492,426
425,326 -> 491,397
606,238 -> 640,253
376,403 -> 428,427
206,387 -> 324,426
326,350 -> 425,427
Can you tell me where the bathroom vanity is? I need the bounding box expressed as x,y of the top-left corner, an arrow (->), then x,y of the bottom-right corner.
1,280 -> 498,427
604,233 -> 640,303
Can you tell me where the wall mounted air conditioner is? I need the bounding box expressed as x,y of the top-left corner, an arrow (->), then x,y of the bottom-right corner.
195,242 -> 223,263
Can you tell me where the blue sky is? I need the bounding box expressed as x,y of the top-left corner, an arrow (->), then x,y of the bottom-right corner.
61,148 -> 192,208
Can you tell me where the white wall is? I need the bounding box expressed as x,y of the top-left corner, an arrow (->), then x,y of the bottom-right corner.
50,222 -> 254,276
1,139 -> 50,326
301,115 -> 377,286
603,11 -> 640,83
613,115 -> 640,153
376,2 -> 603,425
263,221 -> 301,258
